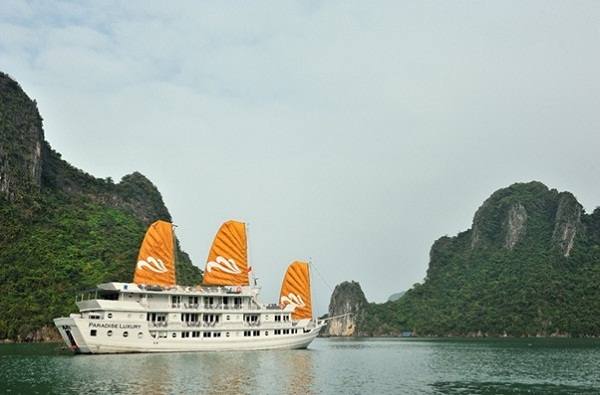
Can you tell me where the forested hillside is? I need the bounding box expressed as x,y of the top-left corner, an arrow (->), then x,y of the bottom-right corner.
0,72 -> 202,341
358,182 -> 600,337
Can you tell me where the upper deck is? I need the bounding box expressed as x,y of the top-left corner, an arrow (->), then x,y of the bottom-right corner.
75,282 -> 289,314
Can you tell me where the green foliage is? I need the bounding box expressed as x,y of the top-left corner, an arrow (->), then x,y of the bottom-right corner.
362,182 -> 600,337
0,186 -> 202,340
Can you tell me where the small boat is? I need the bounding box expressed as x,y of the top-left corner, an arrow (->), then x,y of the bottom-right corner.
53,220 -> 324,353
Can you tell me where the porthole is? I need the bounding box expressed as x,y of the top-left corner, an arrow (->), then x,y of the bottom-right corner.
226,315 -> 230,321
107,313 -> 113,319
138,332 -> 143,339
265,331 -> 269,336
172,333 -> 176,338
128,313 -> 132,318
107,330 -> 113,337
226,332 -> 230,337
123,331 -> 129,338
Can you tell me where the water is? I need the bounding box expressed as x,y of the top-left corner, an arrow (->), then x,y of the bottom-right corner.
2,337 -> 600,394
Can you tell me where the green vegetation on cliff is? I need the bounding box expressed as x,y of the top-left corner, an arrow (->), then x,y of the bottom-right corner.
360,182 -> 600,337
0,72 -> 202,341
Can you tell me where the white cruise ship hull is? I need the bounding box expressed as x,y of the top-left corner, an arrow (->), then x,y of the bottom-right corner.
54,282 -> 324,354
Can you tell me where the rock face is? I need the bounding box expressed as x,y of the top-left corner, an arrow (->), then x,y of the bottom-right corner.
0,73 -> 45,202
322,281 -> 368,337
468,181 -> 582,255
503,203 -> 527,250
552,192 -> 582,257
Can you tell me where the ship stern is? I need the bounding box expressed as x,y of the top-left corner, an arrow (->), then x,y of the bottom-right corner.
54,315 -> 90,353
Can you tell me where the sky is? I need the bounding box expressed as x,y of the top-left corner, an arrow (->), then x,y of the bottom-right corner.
2,1 -> 600,315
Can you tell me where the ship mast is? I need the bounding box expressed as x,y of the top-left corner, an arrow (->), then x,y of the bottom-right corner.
172,223 -> 178,285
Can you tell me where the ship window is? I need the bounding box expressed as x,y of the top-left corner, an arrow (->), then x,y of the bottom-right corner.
206,297 -> 214,307
214,332 -> 221,338
182,331 -> 190,338
98,291 -> 119,301
203,314 -> 219,324
253,330 -> 259,336
172,333 -> 176,338
192,331 -> 200,338
90,330 -> 97,337
182,313 -> 196,323
107,313 -> 112,319
147,313 -> 168,326
123,331 -> 129,338
244,331 -> 251,337
107,330 -> 113,337
138,332 -> 143,339
159,332 -> 167,339
234,297 -> 242,308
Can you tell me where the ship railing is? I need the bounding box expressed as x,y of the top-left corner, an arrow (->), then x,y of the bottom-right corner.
146,302 -> 185,310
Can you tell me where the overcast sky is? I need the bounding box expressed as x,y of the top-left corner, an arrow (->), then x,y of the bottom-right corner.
2,1 -> 600,315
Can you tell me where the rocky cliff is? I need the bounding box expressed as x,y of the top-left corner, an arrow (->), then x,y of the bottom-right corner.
0,73 -> 45,202
468,181 -> 582,258
322,281 -> 368,336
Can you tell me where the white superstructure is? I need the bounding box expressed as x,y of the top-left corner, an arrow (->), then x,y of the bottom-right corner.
54,282 -> 324,354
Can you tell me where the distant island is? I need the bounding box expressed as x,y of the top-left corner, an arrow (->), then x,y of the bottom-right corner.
324,181 -> 600,338
388,291 -> 405,302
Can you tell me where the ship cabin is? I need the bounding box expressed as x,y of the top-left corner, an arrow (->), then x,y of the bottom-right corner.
72,282 -> 302,342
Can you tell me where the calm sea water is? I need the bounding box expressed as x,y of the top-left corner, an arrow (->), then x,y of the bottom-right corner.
2,337 -> 600,394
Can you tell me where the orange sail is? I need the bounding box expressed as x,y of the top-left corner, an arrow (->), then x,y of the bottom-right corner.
279,261 -> 312,320
202,220 -> 249,286
133,220 -> 176,287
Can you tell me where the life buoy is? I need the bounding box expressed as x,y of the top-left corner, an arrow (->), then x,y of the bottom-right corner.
236,286 -> 242,293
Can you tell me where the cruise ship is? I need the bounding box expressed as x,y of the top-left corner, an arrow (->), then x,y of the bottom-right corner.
54,220 -> 324,353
